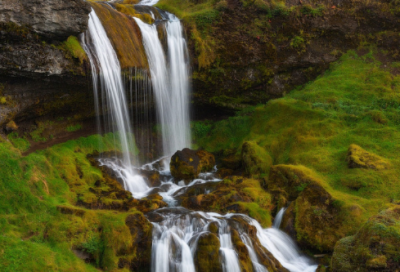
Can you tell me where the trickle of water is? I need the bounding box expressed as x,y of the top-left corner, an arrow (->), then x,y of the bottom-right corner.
134,13 -> 191,158
81,9 -> 149,198
273,207 -> 287,229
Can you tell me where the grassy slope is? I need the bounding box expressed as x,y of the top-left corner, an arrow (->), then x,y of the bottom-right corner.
193,50 -> 400,219
0,134 -> 139,272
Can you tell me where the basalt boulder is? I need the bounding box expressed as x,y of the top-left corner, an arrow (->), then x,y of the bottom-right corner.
170,148 -> 215,180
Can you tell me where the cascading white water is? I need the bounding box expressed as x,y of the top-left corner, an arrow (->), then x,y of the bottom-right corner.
150,204 -> 318,272
81,10 -> 149,197
134,13 -> 191,158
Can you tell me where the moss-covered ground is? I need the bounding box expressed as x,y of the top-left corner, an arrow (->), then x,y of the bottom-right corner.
0,133 -> 149,272
193,49 -> 400,231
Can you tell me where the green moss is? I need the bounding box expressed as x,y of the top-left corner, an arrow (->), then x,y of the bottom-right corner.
241,141 -> 273,177
66,124 -> 82,132
7,132 -> 30,152
62,36 -> 88,64
0,133 -> 148,271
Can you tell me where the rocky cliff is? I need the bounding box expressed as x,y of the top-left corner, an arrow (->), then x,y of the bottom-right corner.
0,0 -> 92,136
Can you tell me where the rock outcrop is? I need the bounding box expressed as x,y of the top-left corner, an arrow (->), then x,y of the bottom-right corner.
0,0 -> 90,40
0,0 -> 92,130
170,148 -> 215,180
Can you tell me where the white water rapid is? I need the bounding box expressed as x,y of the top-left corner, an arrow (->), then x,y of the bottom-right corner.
81,10 -> 149,198
134,13 -> 191,158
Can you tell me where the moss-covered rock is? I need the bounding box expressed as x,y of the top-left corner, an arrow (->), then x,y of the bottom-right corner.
269,165 -> 364,252
194,233 -> 222,272
347,144 -> 390,170
241,141 -> 272,177
178,176 -> 273,227
90,2 -> 148,70
170,148 -> 215,180
265,165 -> 320,210
331,205 -> 400,272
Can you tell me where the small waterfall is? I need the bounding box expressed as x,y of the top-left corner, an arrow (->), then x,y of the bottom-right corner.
81,10 -> 149,197
134,13 -> 191,158
273,207 -> 287,229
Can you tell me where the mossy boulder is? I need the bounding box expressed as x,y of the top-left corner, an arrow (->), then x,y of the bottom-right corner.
347,144 -> 390,170
331,205 -> 400,272
265,165 -> 320,210
177,176 -> 273,227
194,233 -> 222,272
241,141 -> 272,177
269,165 -> 364,252
170,148 -> 215,180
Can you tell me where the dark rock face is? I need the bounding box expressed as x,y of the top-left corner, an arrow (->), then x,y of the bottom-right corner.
0,0 -> 90,40
0,0 -> 91,129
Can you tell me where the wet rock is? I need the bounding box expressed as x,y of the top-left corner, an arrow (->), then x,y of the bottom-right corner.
132,194 -> 168,214
269,165 -> 364,252
331,205 -> 400,272
170,148 -> 215,180
178,176 -> 273,227
0,0 -> 90,40
241,141 -> 272,177
139,169 -> 161,187
346,144 -> 390,170
194,233 -> 222,272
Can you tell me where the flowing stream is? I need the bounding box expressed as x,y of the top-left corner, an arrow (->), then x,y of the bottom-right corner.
82,4 -> 317,272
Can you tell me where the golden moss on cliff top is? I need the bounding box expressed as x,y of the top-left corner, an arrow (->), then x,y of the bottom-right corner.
90,2 -> 148,69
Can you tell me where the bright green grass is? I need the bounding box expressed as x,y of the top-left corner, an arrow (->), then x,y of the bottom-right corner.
194,50 -> 400,214
0,133 -> 139,271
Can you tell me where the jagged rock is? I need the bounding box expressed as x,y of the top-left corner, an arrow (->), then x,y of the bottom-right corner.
346,144 -> 390,170
331,205 -> 400,272
170,148 -> 215,180
0,0 -> 90,40
241,141 -> 272,177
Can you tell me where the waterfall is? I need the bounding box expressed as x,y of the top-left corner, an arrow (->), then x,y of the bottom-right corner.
81,10 -> 149,197
134,13 -> 191,158
81,5 -> 317,272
